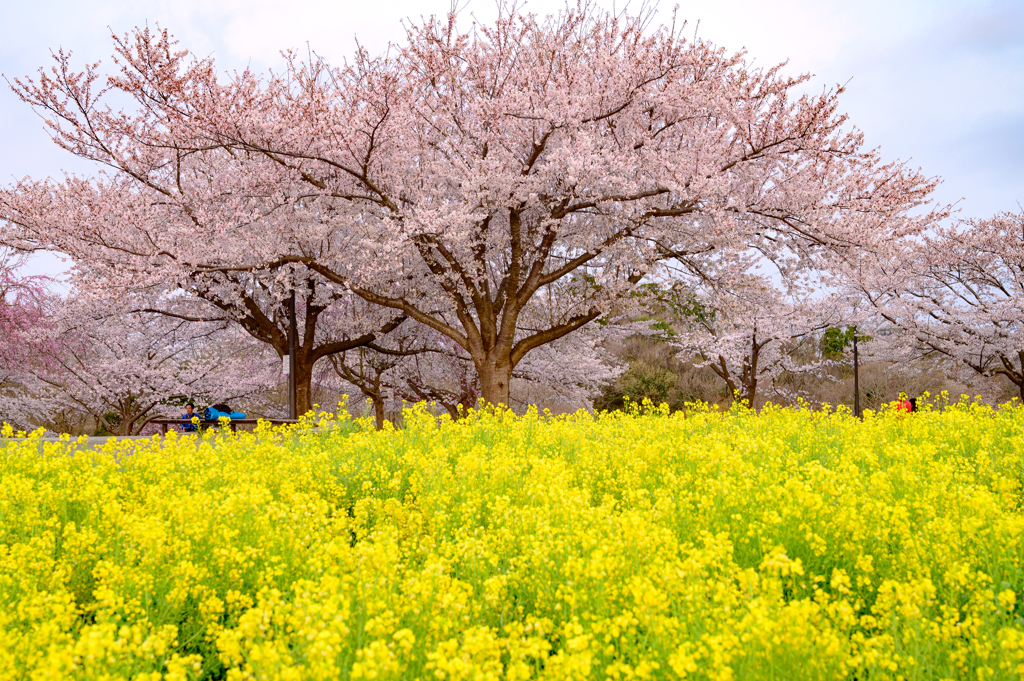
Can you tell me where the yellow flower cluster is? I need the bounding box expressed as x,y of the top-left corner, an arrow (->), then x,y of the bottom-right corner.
3,398 -> 1024,679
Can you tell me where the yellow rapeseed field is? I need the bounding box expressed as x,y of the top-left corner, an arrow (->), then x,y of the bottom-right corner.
2,398 -> 1024,680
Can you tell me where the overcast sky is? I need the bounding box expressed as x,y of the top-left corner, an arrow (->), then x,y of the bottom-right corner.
2,0 -> 1022,277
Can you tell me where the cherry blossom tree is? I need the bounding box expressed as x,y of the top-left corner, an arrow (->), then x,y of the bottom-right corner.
12,293 -> 278,435
670,275 -> 848,405
372,340 -> 479,423
0,251 -> 57,427
0,251 -> 53,372
328,318 -> 619,427
853,210 -> 1024,400
326,324 -> 440,429
4,7 -> 939,406
0,175 -> 408,415
197,7 -> 938,405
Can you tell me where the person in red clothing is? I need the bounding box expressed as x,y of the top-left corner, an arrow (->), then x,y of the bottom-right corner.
895,393 -> 913,413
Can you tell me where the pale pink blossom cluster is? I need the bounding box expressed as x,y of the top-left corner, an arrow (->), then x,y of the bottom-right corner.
3,4 -> 999,418
841,211 -> 1024,401
0,251 -> 60,425
3,287 -> 279,433
668,272 -> 852,405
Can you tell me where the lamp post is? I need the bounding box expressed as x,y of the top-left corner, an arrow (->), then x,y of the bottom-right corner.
287,290 -> 297,420
853,327 -> 861,419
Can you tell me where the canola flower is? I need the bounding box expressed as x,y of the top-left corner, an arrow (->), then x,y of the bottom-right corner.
2,398 -> 1024,680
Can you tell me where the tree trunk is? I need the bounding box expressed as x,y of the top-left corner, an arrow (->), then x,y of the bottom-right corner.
295,357 -> 314,416
738,370 -> 757,407
116,416 -> 133,436
739,382 -> 757,408
711,356 -> 744,405
477,356 -> 513,407
373,395 -> 386,430
739,338 -> 761,408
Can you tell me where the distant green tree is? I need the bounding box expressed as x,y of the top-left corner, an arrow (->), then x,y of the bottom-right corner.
595,359 -> 688,412
821,327 -> 856,358
597,284 -> 719,412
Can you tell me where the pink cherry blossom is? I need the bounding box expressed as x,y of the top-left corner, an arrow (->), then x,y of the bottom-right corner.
1,7 -> 941,407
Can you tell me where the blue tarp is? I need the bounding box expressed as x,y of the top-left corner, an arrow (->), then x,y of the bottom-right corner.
203,408 -> 247,420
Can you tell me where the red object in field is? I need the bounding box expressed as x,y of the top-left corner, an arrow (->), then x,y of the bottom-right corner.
896,399 -> 913,413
